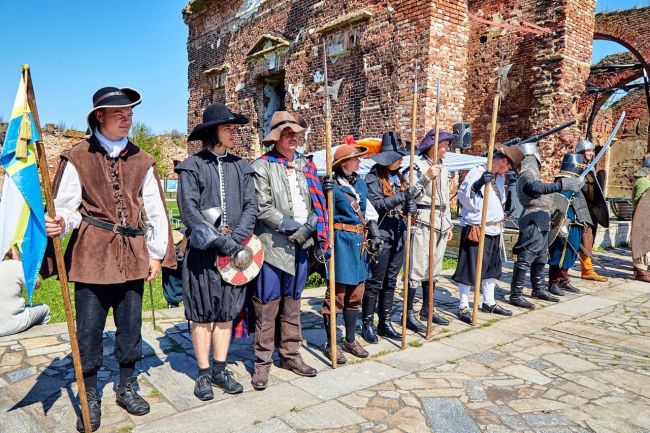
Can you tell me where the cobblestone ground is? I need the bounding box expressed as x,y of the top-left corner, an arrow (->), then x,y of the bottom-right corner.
1,249 -> 649,433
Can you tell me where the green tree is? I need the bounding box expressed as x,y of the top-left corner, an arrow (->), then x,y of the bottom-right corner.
131,121 -> 170,177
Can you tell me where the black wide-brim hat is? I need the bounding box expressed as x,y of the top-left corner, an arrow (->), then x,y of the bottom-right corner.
188,103 -> 249,141
369,131 -> 409,166
86,87 -> 142,133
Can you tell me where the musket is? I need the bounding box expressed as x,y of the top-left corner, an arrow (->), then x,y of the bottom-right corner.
425,79 -> 441,339
401,60 -> 419,350
579,112 -> 625,181
502,120 -> 577,147
322,40 -> 337,368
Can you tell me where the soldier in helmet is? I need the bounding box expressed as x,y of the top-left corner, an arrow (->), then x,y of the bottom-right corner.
632,155 -> 650,282
574,139 -> 609,282
547,153 -> 589,295
509,142 -> 584,309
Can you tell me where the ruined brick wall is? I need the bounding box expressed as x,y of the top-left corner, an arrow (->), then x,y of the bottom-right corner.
184,0 -> 468,158
594,7 -> 650,71
463,0 -> 595,180
607,89 -> 650,197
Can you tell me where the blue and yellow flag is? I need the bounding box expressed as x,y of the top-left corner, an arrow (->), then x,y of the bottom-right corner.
0,69 -> 47,302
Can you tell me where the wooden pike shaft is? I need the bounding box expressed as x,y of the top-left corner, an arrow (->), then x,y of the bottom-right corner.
401,61 -> 418,350
471,80 -> 501,326
24,65 -> 93,433
323,41 -> 337,368
426,79 -> 441,339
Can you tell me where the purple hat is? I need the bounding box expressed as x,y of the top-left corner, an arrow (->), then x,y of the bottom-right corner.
418,129 -> 457,155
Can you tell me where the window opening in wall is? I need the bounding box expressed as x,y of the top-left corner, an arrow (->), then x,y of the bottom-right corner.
258,72 -> 286,143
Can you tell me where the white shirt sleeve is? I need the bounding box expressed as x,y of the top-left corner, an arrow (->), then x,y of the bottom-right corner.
457,166 -> 483,213
365,200 -> 379,222
53,163 -> 83,237
142,167 -> 169,260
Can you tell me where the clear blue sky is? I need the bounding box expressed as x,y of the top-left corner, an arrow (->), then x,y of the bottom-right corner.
0,0 -> 647,134
0,0 -> 188,134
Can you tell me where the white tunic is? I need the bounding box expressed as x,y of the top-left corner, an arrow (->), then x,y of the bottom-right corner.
457,165 -> 506,236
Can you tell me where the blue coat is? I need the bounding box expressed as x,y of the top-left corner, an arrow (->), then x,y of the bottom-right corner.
327,178 -> 371,285
549,191 -> 583,269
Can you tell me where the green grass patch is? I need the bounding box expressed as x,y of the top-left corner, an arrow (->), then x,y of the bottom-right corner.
442,256 -> 458,271
289,406 -> 301,413
408,340 -> 423,348
147,388 -> 161,399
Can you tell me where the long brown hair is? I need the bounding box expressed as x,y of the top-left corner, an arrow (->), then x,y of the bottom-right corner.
376,166 -> 408,197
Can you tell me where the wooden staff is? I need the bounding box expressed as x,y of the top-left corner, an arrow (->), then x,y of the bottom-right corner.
471,75 -> 503,326
322,41 -> 337,368
401,60 -> 419,350
24,65 -> 93,432
426,79 -> 441,339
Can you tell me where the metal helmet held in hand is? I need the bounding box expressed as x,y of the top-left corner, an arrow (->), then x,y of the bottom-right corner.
519,141 -> 541,165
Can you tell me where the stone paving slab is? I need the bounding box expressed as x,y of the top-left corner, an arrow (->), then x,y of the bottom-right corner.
379,341 -> 471,372
233,418 -> 297,433
133,382 -> 322,433
0,389 -> 47,433
291,360 -> 407,400
423,397 -> 481,433
441,328 -> 520,353
544,295 -> 618,317
281,400 -> 366,429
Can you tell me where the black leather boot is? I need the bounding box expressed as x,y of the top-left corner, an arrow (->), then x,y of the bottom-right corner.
361,291 -> 378,344
559,279 -> 580,293
376,290 -> 401,340
548,283 -> 565,296
509,261 -> 535,309
116,377 -> 150,416
76,388 -> 101,432
402,285 -> 426,332
418,282 -> 430,321
530,262 -> 559,303
418,282 -> 449,326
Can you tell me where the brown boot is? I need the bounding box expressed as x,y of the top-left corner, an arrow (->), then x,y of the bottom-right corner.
279,297 -> 317,377
251,298 -> 280,390
580,253 -> 607,282
634,268 -> 650,283
342,339 -> 369,358
323,344 -> 346,365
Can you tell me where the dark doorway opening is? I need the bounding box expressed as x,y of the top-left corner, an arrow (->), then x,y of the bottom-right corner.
258,72 -> 286,144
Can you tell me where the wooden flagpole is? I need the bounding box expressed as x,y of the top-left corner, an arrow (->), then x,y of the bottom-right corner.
401,60 -> 419,350
471,75 -> 502,326
322,41 -> 337,368
23,65 -> 93,432
426,79 -> 441,339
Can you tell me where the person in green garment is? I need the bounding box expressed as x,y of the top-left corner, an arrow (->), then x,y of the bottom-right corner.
632,155 -> 650,282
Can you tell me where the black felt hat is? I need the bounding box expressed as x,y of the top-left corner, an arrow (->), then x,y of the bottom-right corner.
86,87 -> 141,133
188,103 -> 249,141
369,131 -> 409,166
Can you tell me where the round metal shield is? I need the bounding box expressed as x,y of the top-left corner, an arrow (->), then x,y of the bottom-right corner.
216,235 -> 265,286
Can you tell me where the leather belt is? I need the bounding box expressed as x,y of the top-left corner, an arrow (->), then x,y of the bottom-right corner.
416,204 -> 446,210
333,223 -> 365,234
82,215 -> 145,237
